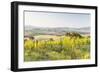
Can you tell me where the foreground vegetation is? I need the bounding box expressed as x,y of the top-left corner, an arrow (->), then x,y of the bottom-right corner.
24,33 -> 90,62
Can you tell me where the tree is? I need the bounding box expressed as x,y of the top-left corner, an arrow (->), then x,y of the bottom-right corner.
65,32 -> 83,38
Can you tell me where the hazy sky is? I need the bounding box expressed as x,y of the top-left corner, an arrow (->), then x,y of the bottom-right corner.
25,11 -> 90,28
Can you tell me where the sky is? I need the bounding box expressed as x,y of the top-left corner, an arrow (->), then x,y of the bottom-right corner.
25,11 -> 91,28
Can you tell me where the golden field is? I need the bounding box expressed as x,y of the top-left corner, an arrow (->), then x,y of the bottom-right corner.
24,34 -> 90,61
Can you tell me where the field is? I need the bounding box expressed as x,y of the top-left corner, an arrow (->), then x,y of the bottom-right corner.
24,34 -> 90,62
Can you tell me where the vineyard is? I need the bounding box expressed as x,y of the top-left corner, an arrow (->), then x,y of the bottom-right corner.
24,34 -> 90,62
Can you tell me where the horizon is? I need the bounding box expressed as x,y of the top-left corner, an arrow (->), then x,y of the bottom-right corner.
25,25 -> 90,29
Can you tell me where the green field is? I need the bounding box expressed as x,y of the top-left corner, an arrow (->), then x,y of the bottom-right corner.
24,34 -> 90,62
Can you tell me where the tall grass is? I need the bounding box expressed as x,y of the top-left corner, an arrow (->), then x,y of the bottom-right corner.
24,36 -> 90,61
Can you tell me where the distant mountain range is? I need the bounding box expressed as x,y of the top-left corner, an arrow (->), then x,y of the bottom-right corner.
25,25 -> 90,35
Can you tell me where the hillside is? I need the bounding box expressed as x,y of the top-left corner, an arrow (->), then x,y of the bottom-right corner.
25,25 -> 90,35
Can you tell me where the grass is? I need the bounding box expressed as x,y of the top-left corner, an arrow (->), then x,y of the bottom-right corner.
24,35 -> 90,62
